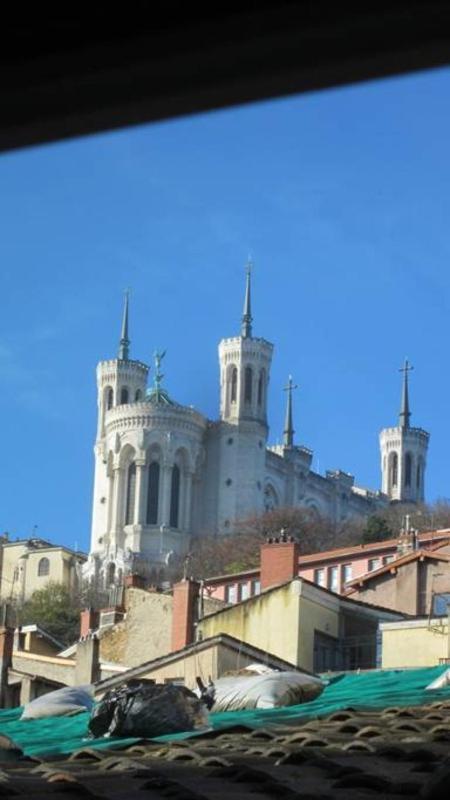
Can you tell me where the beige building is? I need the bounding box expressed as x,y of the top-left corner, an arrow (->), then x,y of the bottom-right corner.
0,537 -> 86,602
95,540 -> 402,675
381,617 -> 450,669
191,538 -> 401,673
13,624 -> 64,657
199,574 -> 401,674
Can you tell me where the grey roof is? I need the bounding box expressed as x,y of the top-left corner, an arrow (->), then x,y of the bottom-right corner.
145,386 -> 177,406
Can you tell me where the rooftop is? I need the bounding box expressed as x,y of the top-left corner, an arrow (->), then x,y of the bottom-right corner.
1,665 -> 450,798
201,576 -> 405,624
346,548 -> 450,590
203,529 -> 450,586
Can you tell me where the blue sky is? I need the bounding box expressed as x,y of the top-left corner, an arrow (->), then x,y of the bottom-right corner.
1,67 -> 450,551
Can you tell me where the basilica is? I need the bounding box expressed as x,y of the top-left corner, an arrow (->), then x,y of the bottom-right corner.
85,268 -> 429,583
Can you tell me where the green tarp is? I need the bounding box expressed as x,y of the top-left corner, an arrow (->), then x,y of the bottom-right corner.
2,665 -> 450,759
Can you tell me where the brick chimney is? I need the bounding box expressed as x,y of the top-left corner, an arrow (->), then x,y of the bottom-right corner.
79,608 -> 99,639
171,579 -> 200,652
397,514 -> 418,557
124,573 -> 146,590
260,531 -> 300,591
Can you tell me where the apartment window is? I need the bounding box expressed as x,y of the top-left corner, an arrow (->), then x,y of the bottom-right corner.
328,566 -> 339,593
314,568 -> 326,587
239,583 -> 250,601
252,579 -> 261,596
433,593 -> 450,616
314,631 -> 340,672
383,555 -> 394,566
225,585 -> 237,604
368,558 -> 381,572
342,564 -> 353,583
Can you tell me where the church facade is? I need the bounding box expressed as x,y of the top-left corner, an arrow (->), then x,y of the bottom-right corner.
85,270 -> 429,584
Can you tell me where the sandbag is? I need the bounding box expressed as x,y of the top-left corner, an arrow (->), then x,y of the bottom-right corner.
425,668 -> 450,690
89,682 -> 209,739
21,685 -> 94,720
205,670 -> 325,711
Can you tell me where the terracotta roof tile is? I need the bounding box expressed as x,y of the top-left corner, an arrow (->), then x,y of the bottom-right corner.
3,700 -> 450,798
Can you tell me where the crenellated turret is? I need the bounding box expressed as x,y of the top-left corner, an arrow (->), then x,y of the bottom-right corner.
214,262 -> 274,532
380,359 -> 429,503
219,261 -> 273,427
95,294 -> 149,440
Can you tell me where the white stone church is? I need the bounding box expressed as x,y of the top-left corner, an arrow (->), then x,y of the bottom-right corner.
85,268 -> 429,583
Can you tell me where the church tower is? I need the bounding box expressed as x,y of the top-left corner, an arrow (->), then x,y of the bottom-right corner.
95,293 -> 148,440
215,263 -> 273,531
90,294 -> 149,557
219,263 -> 273,425
379,360 -> 429,503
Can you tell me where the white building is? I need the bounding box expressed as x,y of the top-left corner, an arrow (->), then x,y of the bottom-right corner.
85,269 -> 428,584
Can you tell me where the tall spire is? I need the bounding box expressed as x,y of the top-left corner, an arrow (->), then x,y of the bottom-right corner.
283,375 -> 298,447
399,358 -> 413,428
118,290 -> 130,360
241,258 -> 253,338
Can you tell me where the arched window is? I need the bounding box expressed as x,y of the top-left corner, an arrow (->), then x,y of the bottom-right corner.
106,387 -> 114,409
135,389 -> 142,402
306,503 -> 320,521
170,464 -> 181,528
146,462 -> 160,524
231,368 -> 238,403
244,366 -> 253,403
390,452 -> 398,488
417,458 -> 422,490
125,462 -> 136,525
38,557 -> 50,577
257,369 -> 265,406
107,563 -> 115,585
264,484 -> 279,511
405,453 -> 412,487
120,386 -> 129,404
